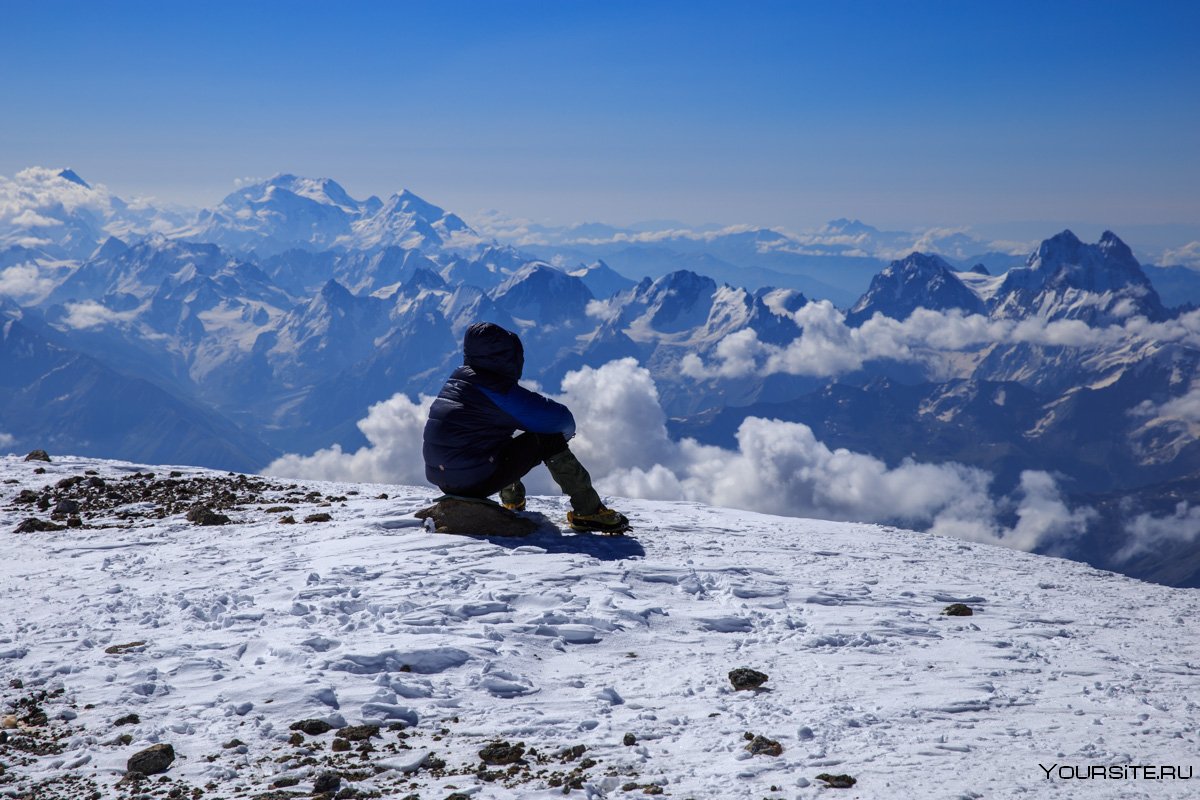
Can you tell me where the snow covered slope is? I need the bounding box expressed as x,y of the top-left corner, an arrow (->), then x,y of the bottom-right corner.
2,455 -> 1198,799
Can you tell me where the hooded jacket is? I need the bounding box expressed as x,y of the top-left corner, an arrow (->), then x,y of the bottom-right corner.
422,322 -> 575,489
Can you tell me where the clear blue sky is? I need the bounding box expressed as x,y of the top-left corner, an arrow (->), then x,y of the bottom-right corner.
2,0 -> 1197,231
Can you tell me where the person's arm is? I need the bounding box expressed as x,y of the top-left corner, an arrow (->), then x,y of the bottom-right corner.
479,384 -> 576,437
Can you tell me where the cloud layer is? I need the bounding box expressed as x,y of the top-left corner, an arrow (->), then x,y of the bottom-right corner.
682,301 -> 1200,380
266,358 -> 1093,552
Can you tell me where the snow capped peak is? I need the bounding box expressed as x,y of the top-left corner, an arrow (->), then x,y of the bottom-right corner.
821,217 -> 879,235
848,251 -> 983,325
57,168 -> 91,188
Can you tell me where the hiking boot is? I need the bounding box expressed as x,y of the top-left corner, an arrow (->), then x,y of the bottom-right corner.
567,505 -> 629,534
500,481 -> 526,512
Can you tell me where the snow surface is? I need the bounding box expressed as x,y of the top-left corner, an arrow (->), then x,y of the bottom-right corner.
2,455 -> 1199,798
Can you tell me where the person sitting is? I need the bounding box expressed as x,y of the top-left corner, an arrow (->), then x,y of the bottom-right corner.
422,321 -> 629,533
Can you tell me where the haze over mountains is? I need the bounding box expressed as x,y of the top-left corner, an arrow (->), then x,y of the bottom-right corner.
2,166 -> 1199,587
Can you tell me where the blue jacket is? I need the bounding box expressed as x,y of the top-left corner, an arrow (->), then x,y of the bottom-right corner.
423,322 -> 575,489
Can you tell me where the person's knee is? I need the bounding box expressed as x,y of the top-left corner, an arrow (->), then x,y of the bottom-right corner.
535,433 -> 570,460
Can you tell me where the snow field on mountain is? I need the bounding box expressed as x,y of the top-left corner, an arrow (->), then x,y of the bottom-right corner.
1,455 -> 1199,799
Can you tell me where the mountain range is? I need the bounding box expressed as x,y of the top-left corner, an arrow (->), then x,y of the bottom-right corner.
2,167 -> 1199,586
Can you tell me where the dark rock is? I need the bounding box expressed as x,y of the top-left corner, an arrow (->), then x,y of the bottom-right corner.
33,467 -> 46,474
265,505 -> 292,513
279,515 -> 296,524
745,734 -> 783,757
304,513 -> 333,523
643,786 -> 665,796
331,737 -> 351,752
558,744 -> 586,762
105,641 -> 146,655
943,603 -> 974,616
728,667 -> 769,690
271,775 -> 300,788
222,738 -> 244,749
87,476 -> 106,489
336,724 -> 379,741
313,772 -> 341,793
114,713 -> 141,726
14,489 -> 37,504
53,499 -> 81,515
127,743 -> 175,775
623,732 -> 637,746
185,506 -> 230,526
816,773 -> 857,788
67,516 -> 83,528
55,476 -> 82,490
15,518 -> 65,533
288,731 -> 304,746
24,450 -> 51,462
376,493 -> 389,499
169,471 -> 183,478
414,498 -> 537,537
478,740 -> 525,765
289,718 -> 334,735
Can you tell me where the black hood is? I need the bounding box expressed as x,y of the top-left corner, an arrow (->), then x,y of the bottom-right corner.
463,322 -> 524,382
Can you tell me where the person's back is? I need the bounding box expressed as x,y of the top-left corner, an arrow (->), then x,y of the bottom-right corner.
422,322 -> 628,533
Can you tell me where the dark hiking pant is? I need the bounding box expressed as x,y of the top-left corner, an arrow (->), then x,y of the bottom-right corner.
441,432 -> 602,514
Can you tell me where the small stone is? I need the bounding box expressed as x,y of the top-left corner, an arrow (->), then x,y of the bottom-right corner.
728,667 -> 769,690
24,449 -> 51,462
288,731 -> 304,746
279,515 -> 296,524
271,775 -> 301,788
943,603 -> 973,616
53,498 -> 81,515
222,738 -> 244,749
33,467 -> 46,474
337,724 -> 380,741
114,713 -> 141,726
289,718 -> 334,735
816,773 -> 857,788
186,506 -> 229,526
304,513 -> 333,523
105,641 -> 146,655
1,715 -> 16,729
479,740 -> 525,765
642,786 -> 664,796
67,515 -> 84,528
127,743 -> 175,775
313,771 -> 341,793
15,518 -> 65,533
331,737 -> 351,752
745,734 -> 783,757
265,506 -> 292,513
623,733 -> 637,746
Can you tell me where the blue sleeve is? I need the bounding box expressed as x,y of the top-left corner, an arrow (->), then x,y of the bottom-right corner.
480,384 -> 576,437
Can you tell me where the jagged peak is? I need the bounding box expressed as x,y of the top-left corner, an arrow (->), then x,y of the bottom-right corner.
57,168 -> 90,189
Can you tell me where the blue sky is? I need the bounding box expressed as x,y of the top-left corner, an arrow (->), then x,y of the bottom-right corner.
3,0 -> 1197,232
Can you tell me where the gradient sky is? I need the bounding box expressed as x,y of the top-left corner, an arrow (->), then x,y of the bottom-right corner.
3,0 -> 1197,232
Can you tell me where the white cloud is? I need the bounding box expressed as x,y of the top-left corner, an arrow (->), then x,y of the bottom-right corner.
264,392 -> 436,486
0,263 -> 58,304
1116,502 -> 1200,561
0,432 -> 14,449
62,300 -> 137,329
1160,241 -> 1200,269
683,302 -> 1200,381
264,358 -> 1092,552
